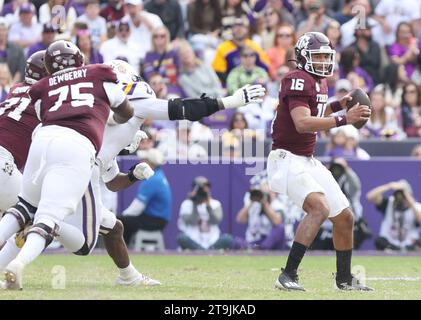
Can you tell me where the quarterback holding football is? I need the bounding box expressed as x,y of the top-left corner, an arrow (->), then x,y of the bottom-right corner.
267,32 -> 372,291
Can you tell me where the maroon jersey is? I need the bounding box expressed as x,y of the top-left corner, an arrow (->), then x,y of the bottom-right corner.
29,64 -> 118,153
0,82 -> 40,169
271,69 -> 328,156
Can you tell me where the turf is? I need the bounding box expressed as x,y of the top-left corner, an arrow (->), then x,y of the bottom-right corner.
1,253 -> 420,300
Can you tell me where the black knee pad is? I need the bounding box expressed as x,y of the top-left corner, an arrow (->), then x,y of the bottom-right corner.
26,223 -> 58,249
3,197 -> 37,229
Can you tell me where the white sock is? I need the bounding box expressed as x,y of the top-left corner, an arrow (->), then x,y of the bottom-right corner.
0,237 -> 20,271
0,214 -> 21,246
119,262 -> 139,279
15,233 -> 46,266
56,221 -> 85,253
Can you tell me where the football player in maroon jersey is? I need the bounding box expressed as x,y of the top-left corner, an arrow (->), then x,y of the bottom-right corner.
268,32 -> 373,291
1,40 -> 134,289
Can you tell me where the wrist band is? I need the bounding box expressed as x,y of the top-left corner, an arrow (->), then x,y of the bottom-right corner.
334,115 -> 347,127
330,100 -> 342,113
127,165 -> 139,182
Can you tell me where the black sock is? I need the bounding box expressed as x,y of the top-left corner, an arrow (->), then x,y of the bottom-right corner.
336,249 -> 352,281
284,241 -> 307,276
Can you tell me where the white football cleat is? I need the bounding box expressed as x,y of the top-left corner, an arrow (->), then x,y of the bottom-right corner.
3,260 -> 24,290
116,273 -> 161,286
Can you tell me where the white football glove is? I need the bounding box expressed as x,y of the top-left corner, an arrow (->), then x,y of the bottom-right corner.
132,162 -> 155,180
220,84 -> 266,109
124,130 -> 149,153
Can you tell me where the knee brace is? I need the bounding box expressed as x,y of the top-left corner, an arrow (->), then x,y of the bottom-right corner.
168,95 -> 222,121
25,223 -> 58,249
3,197 -> 37,229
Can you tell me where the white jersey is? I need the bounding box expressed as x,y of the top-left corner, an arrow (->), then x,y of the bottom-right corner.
97,80 -> 170,180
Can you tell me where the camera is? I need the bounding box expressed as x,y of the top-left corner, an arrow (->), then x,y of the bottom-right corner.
250,189 -> 264,202
393,189 -> 407,211
329,162 -> 346,181
191,185 -> 209,203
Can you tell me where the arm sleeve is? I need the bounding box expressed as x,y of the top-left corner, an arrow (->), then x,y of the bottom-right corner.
121,198 -> 146,216
344,169 -> 361,198
179,199 -> 200,225
101,158 -> 120,183
130,98 -> 170,120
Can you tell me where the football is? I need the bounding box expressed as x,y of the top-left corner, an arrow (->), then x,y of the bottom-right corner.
346,88 -> 372,129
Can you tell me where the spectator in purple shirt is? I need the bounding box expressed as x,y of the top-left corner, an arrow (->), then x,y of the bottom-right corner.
142,26 -> 179,85
339,47 -> 374,93
76,29 -> 103,65
388,22 -> 419,79
27,23 -> 57,58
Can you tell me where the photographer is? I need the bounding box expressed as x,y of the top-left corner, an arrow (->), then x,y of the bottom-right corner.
234,170 -> 304,250
177,177 -> 234,250
310,158 -> 372,250
367,180 -> 421,251
236,185 -> 286,250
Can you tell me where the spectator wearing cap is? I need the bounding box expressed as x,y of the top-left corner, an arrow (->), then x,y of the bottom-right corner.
332,79 -> 352,102
39,0 -> 77,39
142,25 -> 180,85
178,40 -> 223,98
351,21 -> 383,85
144,0 -> 184,42
177,176 -> 234,251
325,125 -> 370,160
296,0 -> 333,37
0,17 -> 25,83
120,148 -> 172,245
226,45 -> 269,95
220,0 -> 247,41
367,179 -> 421,251
27,23 -> 56,58
8,3 -> 42,53
76,0 -> 107,50
212,15 -> 270,86
76,29 -> 103,65
266,24 -> 295,80
100,0 -> 125,22
122,0 -> 163,60
100,21 -> 143,73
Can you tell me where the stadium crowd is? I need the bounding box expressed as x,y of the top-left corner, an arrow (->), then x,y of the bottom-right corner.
0,0 -> 420,252
1,0 -> 421,153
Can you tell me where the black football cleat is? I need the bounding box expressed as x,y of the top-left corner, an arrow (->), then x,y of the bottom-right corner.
335,275 -> 374,291
275,268 -> 306,291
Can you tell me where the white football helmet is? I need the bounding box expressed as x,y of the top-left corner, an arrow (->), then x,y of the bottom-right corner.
105,59 -> 141,84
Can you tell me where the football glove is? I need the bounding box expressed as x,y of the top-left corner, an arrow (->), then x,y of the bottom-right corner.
220,84 -> 266,109
124,130 -> 149,154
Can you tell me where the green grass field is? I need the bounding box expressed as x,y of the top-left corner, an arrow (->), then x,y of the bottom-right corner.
1,253 -> 420,300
